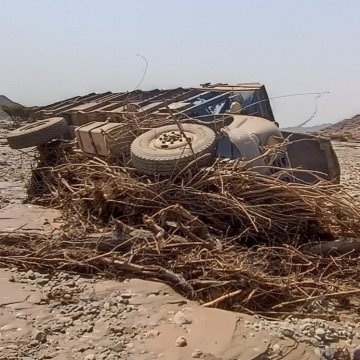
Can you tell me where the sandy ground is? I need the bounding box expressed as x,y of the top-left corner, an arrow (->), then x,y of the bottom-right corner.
332,141 -> 360,198
1,128 -> 360,360
1,264 -> 327,360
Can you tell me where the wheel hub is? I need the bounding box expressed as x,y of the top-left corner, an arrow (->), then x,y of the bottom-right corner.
154,131 -> 193,150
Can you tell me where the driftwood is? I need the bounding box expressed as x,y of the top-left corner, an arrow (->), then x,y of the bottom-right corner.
304,237 -> 360,255
99,258 -> 195,296
1,142 -> 359,315
83,231 -> 135,251
83,228 -> 190,252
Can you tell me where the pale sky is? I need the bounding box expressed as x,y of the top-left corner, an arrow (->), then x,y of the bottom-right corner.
0,0 -> 359,127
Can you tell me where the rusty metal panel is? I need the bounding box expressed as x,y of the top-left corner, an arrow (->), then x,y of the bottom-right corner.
35,83 -> 276,123
197,83 -> 263,91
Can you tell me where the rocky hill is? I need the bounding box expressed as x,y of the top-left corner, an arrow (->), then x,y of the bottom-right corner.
0,95 -> 22,120
0,110 -> 9,121
282,123 -> 332,133
0,95 -> 21,107
318,114 -> 360,141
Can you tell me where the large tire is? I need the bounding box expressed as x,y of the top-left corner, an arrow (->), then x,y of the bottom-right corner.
7,117 -> 68,149
130,123 -> 217,175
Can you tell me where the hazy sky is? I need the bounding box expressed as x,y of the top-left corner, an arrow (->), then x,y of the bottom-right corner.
1,0 -> 359,127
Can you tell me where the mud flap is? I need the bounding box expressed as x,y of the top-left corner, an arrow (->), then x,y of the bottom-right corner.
281,131 -> 340,184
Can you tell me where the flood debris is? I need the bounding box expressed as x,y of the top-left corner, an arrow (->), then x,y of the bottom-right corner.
2,83 -> 360,318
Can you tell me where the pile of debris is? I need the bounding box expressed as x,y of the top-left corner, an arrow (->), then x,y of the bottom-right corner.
3,83 -> 360,317
0,142 -> 358,316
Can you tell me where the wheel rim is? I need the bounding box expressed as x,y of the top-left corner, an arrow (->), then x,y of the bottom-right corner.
151,130 -> 195,151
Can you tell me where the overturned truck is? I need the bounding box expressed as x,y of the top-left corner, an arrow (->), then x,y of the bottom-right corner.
7,83 -> 360,316
7,83 -> 340,184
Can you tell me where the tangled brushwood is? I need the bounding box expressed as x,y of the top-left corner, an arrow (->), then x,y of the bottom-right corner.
3,142 -> 360,316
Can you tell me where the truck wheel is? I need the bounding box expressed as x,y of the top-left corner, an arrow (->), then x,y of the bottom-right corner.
7,117 -> 68,149
130,124 -> 217,175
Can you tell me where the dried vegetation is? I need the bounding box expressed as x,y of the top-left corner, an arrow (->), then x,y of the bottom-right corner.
2,138 -> 360,317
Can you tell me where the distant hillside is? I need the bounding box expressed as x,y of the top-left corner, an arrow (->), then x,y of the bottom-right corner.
0,95 -> 23,120
0,95 -> 21,107
281,123 -> 332,133
318,115 -> 360,141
